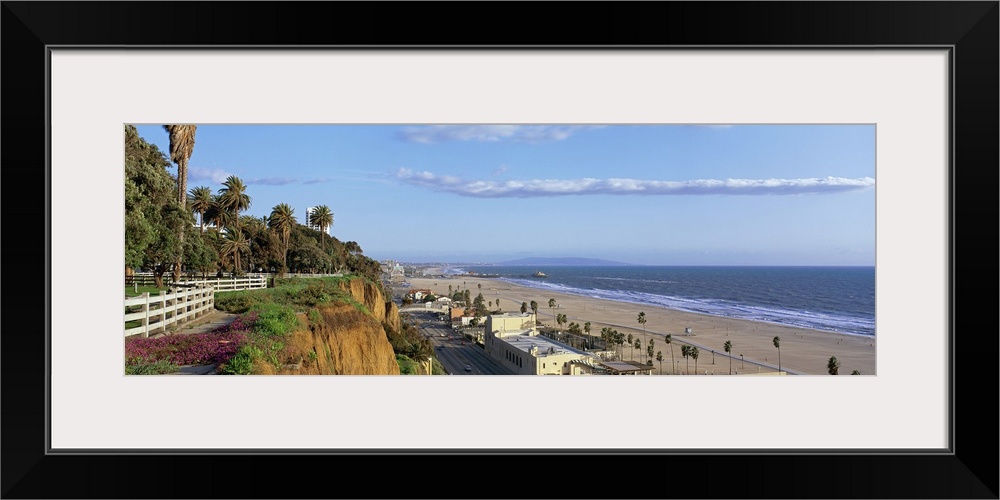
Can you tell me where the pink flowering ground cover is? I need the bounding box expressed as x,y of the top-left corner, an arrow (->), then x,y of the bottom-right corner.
125,311 -> 257,367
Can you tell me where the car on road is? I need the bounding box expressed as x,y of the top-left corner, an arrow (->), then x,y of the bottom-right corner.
464,364 -> 472,372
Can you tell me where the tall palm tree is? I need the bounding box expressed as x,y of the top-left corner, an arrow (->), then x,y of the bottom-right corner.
656,351 -> 664,374
691,347 -> 700,374
218,175 -> 252,229
724,340 -> 733,375
268,203 -> 296,276
520,302 -> 528,314
530,300 -> 539,321
773,336 -> 782,373
627,333 -> 634,360
163,124 -> 196,283
635,339 -> 642,363
188,186 -> 213,233
827,356 -> 840,375
309,205 -> 334,252
637,311 -> 647,349
681,345 -> 691,374
220,227 -> 250,275
584,322 -> 591,349
665,334 -> 675,374
556,313 -> 567,331
548,298 -> 557,326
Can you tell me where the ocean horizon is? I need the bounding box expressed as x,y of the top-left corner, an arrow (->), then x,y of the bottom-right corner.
446,265 -> 876,338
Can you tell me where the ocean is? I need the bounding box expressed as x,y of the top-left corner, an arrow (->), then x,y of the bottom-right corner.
453,266 -> 876,338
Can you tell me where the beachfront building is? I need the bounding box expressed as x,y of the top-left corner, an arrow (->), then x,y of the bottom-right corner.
404,289 -> 433,301
597,360 -> 654,375
484,313 -> 600,375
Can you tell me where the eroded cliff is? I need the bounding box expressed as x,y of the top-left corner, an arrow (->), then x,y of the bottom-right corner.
264,277 -> 402,375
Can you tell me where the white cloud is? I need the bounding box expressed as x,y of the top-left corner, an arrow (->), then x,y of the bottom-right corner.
187,167 -> 231,184
395,169 -> 875,198
399,125 -> 600,144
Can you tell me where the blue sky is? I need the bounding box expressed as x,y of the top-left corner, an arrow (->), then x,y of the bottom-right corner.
133,124 -> 875,266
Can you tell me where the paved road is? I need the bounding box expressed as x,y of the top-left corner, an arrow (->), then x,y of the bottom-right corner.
401,309 -> 515,375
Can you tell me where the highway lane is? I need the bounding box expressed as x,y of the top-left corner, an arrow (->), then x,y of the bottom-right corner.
402,309 -> 515,375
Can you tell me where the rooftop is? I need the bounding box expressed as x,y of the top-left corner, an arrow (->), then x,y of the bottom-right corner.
498,331 -> 593,359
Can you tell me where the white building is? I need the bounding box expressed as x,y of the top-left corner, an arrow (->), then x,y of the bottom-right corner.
484,313 -> 599,375
305,206 -> 330,235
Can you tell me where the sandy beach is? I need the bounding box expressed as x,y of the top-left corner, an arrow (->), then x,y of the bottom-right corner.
406,274 -> 876,376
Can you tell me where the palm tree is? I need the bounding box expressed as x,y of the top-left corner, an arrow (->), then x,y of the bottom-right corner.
637,311 -> 647,348
520,302 -> 528,314
556,313 -> 567,331
627,333 -> 634,360
188,186 -> 213,233
203,194 -> 232,231
827,356 -> 840,375
634,339 -> 642,362
691,347 -> 700,374
217,175 -> 252,229
681,345 -> 691,374
665,334 -> 675,374
220,227 -> 250,274
724,340 -> 733,375
773,336 -> 782,373
530,300 -> 539,322
309,204 -> 334,252
163,124 -> 196,283
548,298 -> 557,326
614,330 -> 626,360
268,203 -> 296,276
496,298 -> 501,312
656,351 -> 664,374
239,215 -> 267,272
584,322 -> 591,349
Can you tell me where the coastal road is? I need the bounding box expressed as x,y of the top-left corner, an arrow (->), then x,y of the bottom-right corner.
401,309 -> 515,375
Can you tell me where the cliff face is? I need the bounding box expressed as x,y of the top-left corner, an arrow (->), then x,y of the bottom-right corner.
268,277 -> 402,375
337,278 -> 400,334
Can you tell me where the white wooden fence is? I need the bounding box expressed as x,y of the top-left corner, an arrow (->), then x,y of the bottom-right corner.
175,276 -> 268,291
126,273 -> 270,289
124,285 -> 216,338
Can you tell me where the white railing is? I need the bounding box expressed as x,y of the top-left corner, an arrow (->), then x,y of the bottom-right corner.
124,285 -> 215,338
176,276 -> 268,291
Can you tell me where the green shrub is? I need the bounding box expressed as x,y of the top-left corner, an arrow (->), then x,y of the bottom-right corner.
250,303 -> 299,337
220,345 -> 263,375
307,308 -> 322,324
396,354 -> 418,375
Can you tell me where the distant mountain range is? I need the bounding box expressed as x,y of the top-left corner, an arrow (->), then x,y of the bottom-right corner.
493,257 -> 636,266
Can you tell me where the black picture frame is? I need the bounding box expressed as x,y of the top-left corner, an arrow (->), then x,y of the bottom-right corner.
3,2 -> 997,498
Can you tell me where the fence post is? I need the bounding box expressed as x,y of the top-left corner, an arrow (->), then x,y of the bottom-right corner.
142,292 -> 150,338
158,290 -> 167,333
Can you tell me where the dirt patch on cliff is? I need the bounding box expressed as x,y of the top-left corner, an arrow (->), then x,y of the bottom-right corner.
273,304 -> 400,375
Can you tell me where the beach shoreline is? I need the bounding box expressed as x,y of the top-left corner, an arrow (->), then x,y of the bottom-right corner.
405,274 -> 876,375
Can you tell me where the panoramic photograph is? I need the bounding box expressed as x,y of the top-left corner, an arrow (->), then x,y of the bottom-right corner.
124,124 -> 875,376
